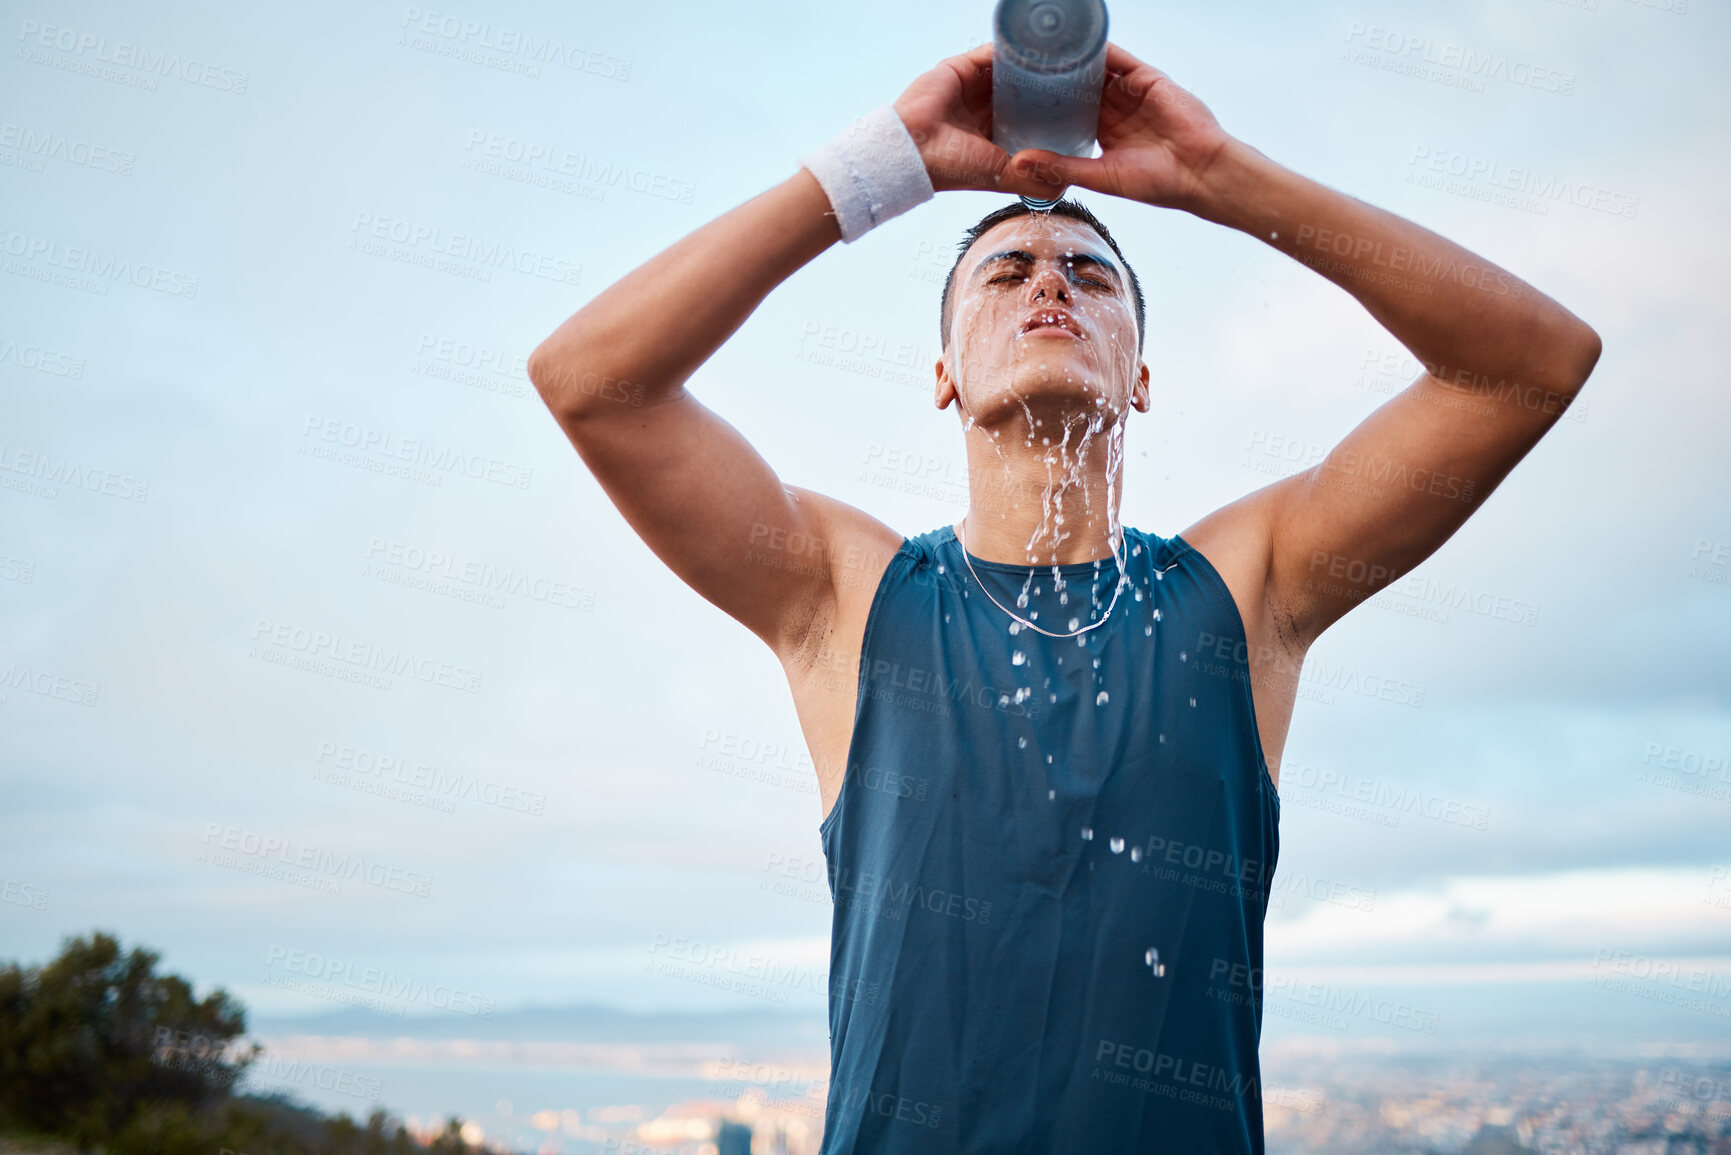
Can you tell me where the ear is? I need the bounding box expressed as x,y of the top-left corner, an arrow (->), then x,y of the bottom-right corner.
935,351 -> 958,410
1130,361 -> 1151,413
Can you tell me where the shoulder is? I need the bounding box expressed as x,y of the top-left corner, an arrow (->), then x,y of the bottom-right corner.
780,486 -> 909,587
1174,489 -> 1278,595
1119,525 -> 1193,578
1122,524 -> 1173,558
1175,486 -> 1305,655
773,486 -> 911,658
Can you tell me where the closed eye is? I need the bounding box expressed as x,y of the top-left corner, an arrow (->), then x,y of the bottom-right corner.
984,269 -> 1112,289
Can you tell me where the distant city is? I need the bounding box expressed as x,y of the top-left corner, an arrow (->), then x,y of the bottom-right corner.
240,1013 -> 1731,1155
501,1052 -> 1731,1155
1259,1049 -> 1731,1154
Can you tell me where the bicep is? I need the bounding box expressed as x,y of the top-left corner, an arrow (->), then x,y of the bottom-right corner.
548,389 -> 844,652
1266,371 -> 1560,645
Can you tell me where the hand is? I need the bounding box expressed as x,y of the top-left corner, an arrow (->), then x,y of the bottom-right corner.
893,44 -> 1067,201
1004,43 -> 1237,213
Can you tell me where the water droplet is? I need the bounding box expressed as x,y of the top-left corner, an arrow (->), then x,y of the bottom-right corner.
1130,845 -> 1142,862
1190,697 -> 1197,708
1018,736 -> 1028,749
1158,733 -> 1165,743
1152,608 -> 1162,621
1109,837 -> 1125,853
1095,690 -> 1109,706
1048,788 -> 1056,800
1145,947 -> 1166,977
1080,826 -> 1094,840
1179,651 -> 1187,662
998,694 -> 1010,707
1012,651 -> 1025,666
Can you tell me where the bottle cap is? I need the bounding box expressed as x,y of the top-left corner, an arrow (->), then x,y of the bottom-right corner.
994,0 -> 1108,74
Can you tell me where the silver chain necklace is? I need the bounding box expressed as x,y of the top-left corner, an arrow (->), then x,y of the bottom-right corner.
955,521 -> 1128,639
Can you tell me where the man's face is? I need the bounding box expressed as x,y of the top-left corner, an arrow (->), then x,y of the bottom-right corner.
938,214 -> 1149,429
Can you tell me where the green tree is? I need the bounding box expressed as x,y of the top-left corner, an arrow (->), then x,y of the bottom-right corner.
0,931 -> 256,1145
1,933 -> 491,1155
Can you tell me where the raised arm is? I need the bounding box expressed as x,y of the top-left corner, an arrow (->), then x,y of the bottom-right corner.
527,171 -> 844,654
1012,43 -> 1602,649
1201,139 -> 1600,648
527,44 -> 1062,655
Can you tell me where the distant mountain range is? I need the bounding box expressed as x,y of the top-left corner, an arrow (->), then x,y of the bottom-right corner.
247,1002 -> 831,1048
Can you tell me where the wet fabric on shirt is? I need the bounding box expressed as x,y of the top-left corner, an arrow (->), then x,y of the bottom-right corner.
816,524 -> 1281,1154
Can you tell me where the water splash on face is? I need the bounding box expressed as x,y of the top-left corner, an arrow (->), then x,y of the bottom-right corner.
946,213 -> 1142,636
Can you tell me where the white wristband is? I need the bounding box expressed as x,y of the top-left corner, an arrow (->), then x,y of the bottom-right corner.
800,106 -> 936,244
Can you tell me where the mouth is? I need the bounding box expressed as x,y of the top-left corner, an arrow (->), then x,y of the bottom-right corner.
1018,309 -> 1084,340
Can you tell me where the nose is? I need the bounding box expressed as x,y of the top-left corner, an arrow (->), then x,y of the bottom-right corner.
1028,262 -> 1069,306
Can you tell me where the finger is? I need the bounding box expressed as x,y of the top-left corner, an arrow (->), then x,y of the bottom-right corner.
947,42 -> 996,82
993,149 -> 1068,200
1009,149 -> 1114,197
1102,44 -> 1168,103
960,45 -> 997,99
1104,42 -> 1156,76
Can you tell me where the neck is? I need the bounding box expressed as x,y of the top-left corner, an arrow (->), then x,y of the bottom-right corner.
955,411 -> 1128,566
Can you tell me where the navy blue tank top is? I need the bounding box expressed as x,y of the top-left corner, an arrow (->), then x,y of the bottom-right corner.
817,524 -> 1280,1153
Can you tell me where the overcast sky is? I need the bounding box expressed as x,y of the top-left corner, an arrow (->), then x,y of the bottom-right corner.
3,0 -> 1728,1058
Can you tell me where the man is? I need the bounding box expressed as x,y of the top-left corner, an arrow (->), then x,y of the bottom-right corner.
528,41 -> 1599,1155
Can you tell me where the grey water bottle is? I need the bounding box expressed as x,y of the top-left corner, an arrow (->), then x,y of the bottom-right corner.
992,0 -> 1109,210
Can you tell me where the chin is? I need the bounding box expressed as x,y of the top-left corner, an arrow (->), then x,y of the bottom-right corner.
970,371 -> 1124,430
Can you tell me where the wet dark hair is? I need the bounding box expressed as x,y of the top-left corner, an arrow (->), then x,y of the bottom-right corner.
939,198 -> 1146,354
